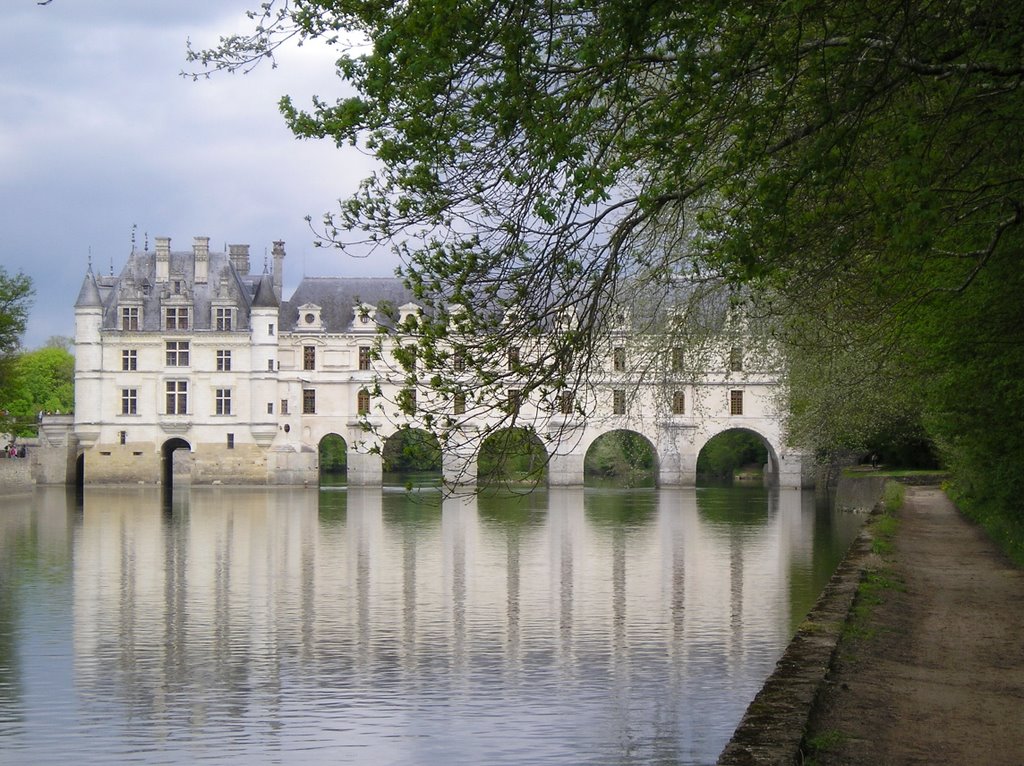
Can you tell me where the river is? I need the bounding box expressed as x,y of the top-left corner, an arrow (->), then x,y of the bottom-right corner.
0,483 -> 861,765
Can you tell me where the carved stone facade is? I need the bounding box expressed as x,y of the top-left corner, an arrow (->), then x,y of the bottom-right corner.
71,236 -> 810,488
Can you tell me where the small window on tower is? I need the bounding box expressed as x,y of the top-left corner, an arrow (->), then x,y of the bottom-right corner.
613,347 -> 626,372
613,389 -> 626,415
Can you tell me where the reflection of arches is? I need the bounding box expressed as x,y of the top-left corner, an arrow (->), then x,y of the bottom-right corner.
161,438 -> 191,489
478,427 -> 549,483
381,427 -> 442,473
318,433 -> 348,481
696,427 -> 776,485
584,429 -> 658,487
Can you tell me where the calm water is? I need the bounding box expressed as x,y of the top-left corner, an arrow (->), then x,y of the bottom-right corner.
0,484 -> 861,766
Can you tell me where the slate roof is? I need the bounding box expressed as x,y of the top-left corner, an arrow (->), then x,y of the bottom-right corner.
95,248 -> 265,331
74,269 -> 102,309
279,277 -> 420,333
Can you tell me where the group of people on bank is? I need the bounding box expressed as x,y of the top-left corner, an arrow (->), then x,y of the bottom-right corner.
3,443 -> 26,458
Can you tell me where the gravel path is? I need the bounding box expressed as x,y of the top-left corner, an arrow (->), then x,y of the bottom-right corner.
805,486 -> 1024,765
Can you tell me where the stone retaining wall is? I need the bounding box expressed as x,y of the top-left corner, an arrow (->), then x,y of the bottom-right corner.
717,501 -> 881,764
0,456 -> 34,490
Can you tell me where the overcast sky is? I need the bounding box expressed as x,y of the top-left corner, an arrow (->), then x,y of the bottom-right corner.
1,2 -> 392,349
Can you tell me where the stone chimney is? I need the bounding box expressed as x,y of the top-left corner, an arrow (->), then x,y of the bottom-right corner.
193,236 -> 210,283
272,240 -> 285,299
229,244 -> 250,275
155,236 -> 170,282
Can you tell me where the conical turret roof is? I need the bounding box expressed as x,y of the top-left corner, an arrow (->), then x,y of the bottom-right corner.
251,274 -> 279,308
74,269 -> 102,309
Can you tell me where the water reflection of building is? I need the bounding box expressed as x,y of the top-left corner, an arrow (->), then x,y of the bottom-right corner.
68,485 -> 832,758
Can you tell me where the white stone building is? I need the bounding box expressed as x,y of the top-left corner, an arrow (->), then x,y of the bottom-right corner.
72,236 -> 810,488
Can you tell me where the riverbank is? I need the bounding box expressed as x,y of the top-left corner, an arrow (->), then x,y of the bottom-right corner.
720,483 -> 1024,765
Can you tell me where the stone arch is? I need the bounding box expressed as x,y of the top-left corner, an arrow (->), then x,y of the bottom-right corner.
74,452 -> 85,493
583,429 -> 659,487
318,432 -> 348,483
477,426 -> 549,484
380,427 -> 442,475
695,426 -> 779,485
161,438 -> 192,490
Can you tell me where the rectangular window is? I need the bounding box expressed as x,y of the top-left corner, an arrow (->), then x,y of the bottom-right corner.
730,390 -> 744,415
121,388 -> 137,415
215,388 -> 232,416
672,346 -> 685,372
403,387 -> 417,414
507,388 -> 522,416
453,392 -> 466,415
269,323 -> 275,336
216,350 -> 232,371
560,392 -> 574,415
215,307 -> 234,331
303,345 -> 316,371
509,347 -> 520,370
729,347 -> 743,372
303,389 -> 316,415
164,306 -> 189,330
119,430 -> 126,445
281,399 -> 289,415
613,347 -> 626,372
267,359 -> 275,371
358,346 -> 371,370
613,389 -> 626,415
226,433 -> 235,449
165,381 -> 188,415
165,341 -> 190,367
122,349 -> 137,371
267,402 -> 274,415
672,390 -> 686,415
357,389 -> 371,415
121,307 -> 139,331
453,352 -> 466,372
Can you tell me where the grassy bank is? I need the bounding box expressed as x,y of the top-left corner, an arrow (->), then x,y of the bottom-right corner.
800,480 -> 905,765
945,485 -> 1024,567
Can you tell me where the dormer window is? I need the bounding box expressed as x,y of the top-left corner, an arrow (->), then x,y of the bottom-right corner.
164,306 -> 190,330
352,303 -> 377,331
557,306 -> 577,330
398,301 -> 421,328
121,306 -> 140,331
214,307 -> 235,331
297,303 -> 324,331
729,346 -> 744,372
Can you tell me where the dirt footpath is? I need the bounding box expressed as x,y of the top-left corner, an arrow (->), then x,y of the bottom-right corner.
805,486 -> 1024,765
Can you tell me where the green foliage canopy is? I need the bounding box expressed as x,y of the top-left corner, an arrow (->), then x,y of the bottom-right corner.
1,346 -> 74,437
318,433 -> 348,473
382,427 -> 443,472
0,267 -> 33,393
696,430 -> 768,480
193,3 -> 1024,528
584,430 -> 655,486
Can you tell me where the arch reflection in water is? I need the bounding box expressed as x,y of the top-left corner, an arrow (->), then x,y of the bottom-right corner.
6,484 -> 861,765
